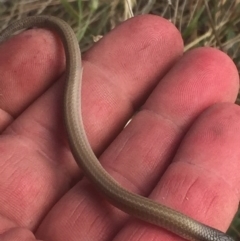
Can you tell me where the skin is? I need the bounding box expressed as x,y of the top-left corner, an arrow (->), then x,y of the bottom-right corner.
0,14 -> 239,241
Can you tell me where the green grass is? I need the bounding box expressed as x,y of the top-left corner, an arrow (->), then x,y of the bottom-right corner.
0,0 -> 240,239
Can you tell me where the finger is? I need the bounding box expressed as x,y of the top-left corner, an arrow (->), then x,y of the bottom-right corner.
80,14 -> 183,154
0,28 -> 65,132
114,103 -> 240,241
0,227 -> 36,241
34,15 -> 184,240
0,15 -> 183,233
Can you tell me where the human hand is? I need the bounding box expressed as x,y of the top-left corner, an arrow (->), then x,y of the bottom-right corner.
0,15 -> 239,241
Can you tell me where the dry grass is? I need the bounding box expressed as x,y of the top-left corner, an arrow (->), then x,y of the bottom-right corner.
0,0 -> 240,239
